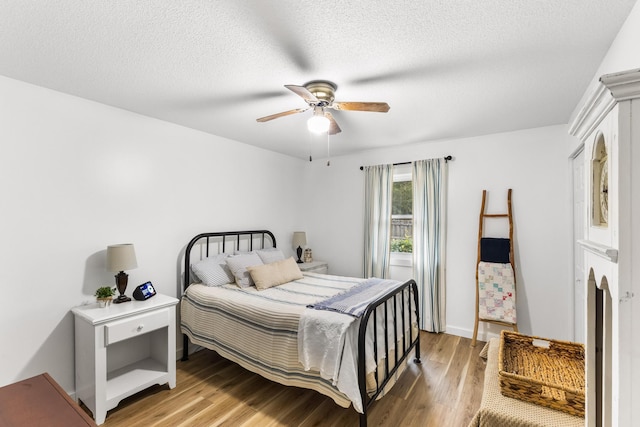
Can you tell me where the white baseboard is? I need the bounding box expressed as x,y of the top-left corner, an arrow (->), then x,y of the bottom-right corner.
444,325 -> 502,343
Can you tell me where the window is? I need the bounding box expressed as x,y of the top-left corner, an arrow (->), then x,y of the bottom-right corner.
391,165 -> 412,253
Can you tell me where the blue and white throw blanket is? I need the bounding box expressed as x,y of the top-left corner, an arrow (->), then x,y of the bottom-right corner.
307,277 -> 402,317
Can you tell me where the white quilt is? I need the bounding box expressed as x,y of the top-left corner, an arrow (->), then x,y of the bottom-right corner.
298,309 -> 355,382
298,279 -> 415,413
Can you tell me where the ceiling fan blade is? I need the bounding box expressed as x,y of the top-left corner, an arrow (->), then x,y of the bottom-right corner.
285,85 -> 319,103
325,112 -> 342,135
332,102 -> 390,113
256,107 -> 308,122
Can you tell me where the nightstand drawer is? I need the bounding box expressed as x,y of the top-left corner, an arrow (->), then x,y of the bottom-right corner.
104,308 -> 169,346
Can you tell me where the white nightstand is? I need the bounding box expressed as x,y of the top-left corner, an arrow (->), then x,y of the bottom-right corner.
72,293 -> 178,425
298,261 -> 329,274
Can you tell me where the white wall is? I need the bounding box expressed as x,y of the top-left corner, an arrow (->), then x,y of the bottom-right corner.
303,126 -> 573,342
0,76 -> 306,393
569,0 -> 640,154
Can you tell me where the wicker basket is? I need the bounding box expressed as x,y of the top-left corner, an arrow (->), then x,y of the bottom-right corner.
498,330 -> 585,417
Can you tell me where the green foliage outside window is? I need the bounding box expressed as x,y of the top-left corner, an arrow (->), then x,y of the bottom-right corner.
392,181 -> 412,215
390,236 -> 413,253
392,180 -> 413,252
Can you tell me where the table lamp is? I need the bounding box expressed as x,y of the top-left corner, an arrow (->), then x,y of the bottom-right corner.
107,243 -> 138,303
292,232 -> 307,263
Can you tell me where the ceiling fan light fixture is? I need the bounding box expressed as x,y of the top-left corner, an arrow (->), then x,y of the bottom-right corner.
256,79 -> 386,136
307,111 -> 330,134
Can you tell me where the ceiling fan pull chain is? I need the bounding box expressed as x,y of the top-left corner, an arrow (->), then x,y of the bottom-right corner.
326,132 -> 331,166
309,132 -> 313,162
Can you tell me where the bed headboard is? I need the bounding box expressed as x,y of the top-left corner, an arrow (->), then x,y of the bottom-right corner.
183,230 -> 276,292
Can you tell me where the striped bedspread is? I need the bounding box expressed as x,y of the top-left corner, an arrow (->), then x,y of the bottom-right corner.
181,272 -> 416,413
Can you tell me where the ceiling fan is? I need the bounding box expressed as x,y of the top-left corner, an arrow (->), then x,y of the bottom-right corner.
256,80 -> 390,135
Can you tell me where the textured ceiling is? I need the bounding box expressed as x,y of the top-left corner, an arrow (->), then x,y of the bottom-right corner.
0,1 -> 636,159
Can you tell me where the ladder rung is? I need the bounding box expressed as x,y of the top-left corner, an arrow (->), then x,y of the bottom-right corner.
478,318 -> 516,327
483,213 -> 509,218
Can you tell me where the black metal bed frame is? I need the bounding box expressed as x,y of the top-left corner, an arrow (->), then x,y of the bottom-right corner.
180,230 -> 420,427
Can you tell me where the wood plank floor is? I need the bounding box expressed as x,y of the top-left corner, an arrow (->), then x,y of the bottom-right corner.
92,332 -> 486,427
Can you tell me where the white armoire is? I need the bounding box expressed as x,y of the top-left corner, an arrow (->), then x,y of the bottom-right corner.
569,68 -> 640,427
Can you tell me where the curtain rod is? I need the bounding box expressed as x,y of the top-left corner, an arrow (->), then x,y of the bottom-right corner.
359,155 -> 453,170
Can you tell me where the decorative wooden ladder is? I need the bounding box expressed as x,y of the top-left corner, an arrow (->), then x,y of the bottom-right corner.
472,189 -> 518,347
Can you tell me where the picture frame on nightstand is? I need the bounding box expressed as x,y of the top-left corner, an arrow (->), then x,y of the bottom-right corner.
303,248 -> 313,263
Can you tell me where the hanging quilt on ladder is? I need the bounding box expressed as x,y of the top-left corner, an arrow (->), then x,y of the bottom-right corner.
477,260 -> 516,324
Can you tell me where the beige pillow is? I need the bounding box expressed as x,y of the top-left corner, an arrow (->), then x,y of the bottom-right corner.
246,257 -> 303,291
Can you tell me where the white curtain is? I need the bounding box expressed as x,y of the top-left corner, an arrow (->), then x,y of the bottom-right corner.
363,164 -> 393,279
412,158 -> 447,332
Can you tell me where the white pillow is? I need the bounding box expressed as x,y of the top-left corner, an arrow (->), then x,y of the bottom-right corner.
191,254 -> 234,286
225,253 -> 263,288
256,248 -> 285,264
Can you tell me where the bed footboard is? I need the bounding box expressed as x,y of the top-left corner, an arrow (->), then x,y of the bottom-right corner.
357,279 -> 421,427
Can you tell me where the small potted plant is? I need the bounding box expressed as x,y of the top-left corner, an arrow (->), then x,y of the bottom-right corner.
95,286 -> 116,307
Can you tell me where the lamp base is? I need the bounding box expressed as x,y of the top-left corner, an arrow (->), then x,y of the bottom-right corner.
114,271 -> 131,304
113,294 -> 131,304
296,246 -> 303,263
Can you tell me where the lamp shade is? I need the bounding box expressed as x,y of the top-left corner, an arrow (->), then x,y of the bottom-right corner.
107,244 -> 138,272
292,232 -> 307,249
